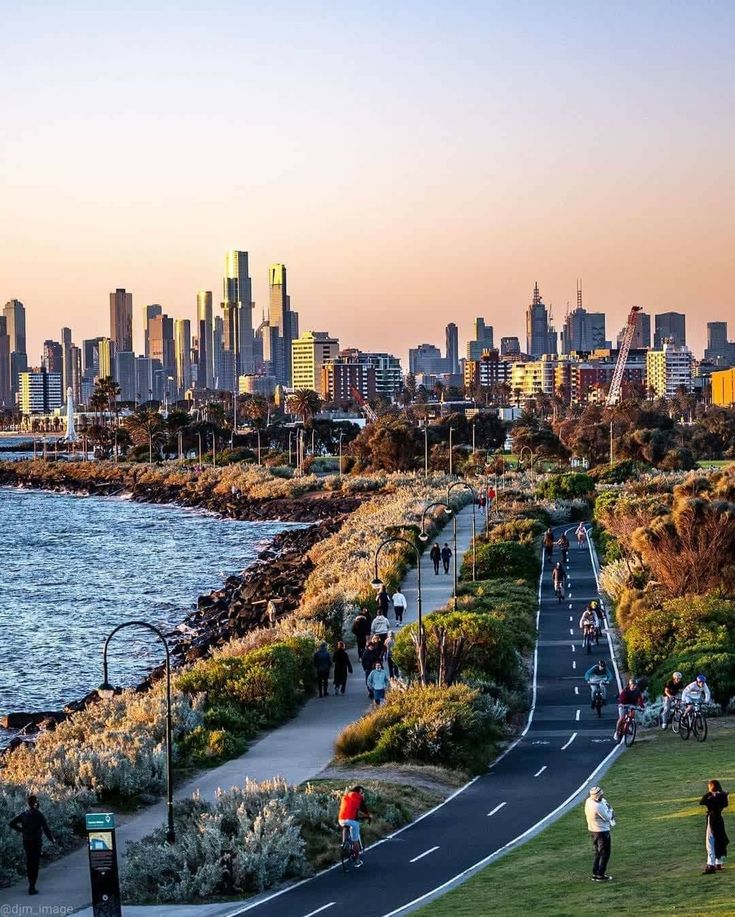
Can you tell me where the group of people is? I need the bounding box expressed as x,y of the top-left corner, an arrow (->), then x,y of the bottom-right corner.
429,542 -> 452,575
350,597 -> 407,704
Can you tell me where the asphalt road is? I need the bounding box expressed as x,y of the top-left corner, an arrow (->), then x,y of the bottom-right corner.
228,524 -> 624,917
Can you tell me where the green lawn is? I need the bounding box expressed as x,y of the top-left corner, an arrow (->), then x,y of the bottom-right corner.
697,460 -> 734,468
418,721 -> 735,917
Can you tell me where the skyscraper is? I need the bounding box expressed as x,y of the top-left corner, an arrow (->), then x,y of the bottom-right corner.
525,283 -> 550,358
213,315 -> 224,390
446,322 -> 459,372
114,351 -> 137,402
268,263 -> 294,385
704,322 -> 735,366
617,311 -> 651,349
4,299 -> 27,402
148,313 -> 175,398
0,317 -> 10,407
466,318 -> 493,361
144,304 -> 163,357
196,291 -> 213,389
654,312 -> 686,349
175,319 -> 192,396
291,331 -> 339,395
110,288 -> 133,353
222,250 -> 254,382
98,338 -> 115,380
61,327 -> 73,395
42,340 -> 64,373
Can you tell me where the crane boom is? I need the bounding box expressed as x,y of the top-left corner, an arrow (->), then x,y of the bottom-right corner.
350,386 -> 378,423
606,306 -> 643,406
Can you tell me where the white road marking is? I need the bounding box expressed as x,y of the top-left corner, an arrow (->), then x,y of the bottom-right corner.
575,686 -> 579,695
571,644 -> 576,653
569,629 -> 574,636
561,732 -> 578,750
410,846 -> 440,863
303,905 -> 335,917
569,615 -> 573,621
576,709 -> 581,721
534,766 -> 547,777
572,660 -> 576,670
487,802 -> 507,817
568,603 -> 573,609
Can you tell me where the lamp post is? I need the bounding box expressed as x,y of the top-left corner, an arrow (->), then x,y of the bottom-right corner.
177,430 -> 183,461
519,446 -> 536,476
338,431 -> 344,479
197,432 -> 203,467
471,420 -> 476,456
448,426 -> 454,477
448,481 -> 477,591
423,422 -> 429,478
256,428 -> 262,466
372,535 -> 425,684
98,621 -> 175,844
419,499 -> 454,604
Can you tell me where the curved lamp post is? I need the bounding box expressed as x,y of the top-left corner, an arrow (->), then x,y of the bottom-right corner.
98,621 -> 175,844
372,535 -> 426,684
448,482 -> 477,594
518,446 -> 537,475
418,500 -> 455,606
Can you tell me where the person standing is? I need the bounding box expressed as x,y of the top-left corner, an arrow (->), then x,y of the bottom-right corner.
385,629 -> 398,677
332,640 -> 353,695
313,642 -> 332,698
351,609 -> 370,659
366,661 -> 390,706
392,589 -> 407,625
700,780 -> 729,873
441,543 -> 452,574
9,794 -> 54,895
584,786 -> 615,881
430,543 -> 441,575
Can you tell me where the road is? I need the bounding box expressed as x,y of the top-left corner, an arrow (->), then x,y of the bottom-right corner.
226,523 -> 624,917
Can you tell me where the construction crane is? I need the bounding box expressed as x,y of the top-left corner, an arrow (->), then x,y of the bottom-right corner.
350,386 -> 379,423
605,306 -> 643,406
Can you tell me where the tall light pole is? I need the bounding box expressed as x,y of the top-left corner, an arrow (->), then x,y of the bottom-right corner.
197,432 -> 203,467
98,622 -> 175,844
448,481 -> 477,590
448,426 -> 454,477
419,500 -> 454,604
339,431 -> 344,479
424,422 -> 429,478
256,428 -> 262,466
471,420 -> 476,456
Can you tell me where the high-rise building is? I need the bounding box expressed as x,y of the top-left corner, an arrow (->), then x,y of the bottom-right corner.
110,288 -> 133,353
19,368 -> 62,414
616,311 -> 651,349
61,327 -> 74,395
466,318 -> 493,361
222,250 -> 254,382
148,314 -> 175,399
500,336 -> 521,357
42,340 -> 63,374
268,264 -> 296,385
446,323 -> 460,372
114,352 -> 137,402
561,283 -> 609,354
212,315 -> 224,389
408,344 -> 448,375
174,319 -> 192,395
646,342 -> 693,397
464,349 -> 513,395
143,304 -> 163,358
196,291 -> 213,389
0,317 -> 10,407
361,352 -> 402,400
291,331 -> 340,395
654,312 -> 686,349
704,322 -> 735,366
4,299 -> 27,402
69,344 -> 82,404
98,338 -> 115,380
712,368 -> 735,406
525,283 -> 550,358
135,357 -> 154,403
82,337 -> 106,382
321,351 -> 376,404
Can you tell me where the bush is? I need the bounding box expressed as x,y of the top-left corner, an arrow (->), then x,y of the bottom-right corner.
535,473 -> 595,500
483,518 -> 545,545
590,460 -> 653,484
468,540 -> 540,583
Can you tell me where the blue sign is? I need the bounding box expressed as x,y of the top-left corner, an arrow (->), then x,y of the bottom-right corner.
85,813 -> 115,831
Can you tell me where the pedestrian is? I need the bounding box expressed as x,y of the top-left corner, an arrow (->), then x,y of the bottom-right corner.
366,661 -> 390,706
376,584 -> 392,618
361,640 -> 379,698
313,641 -> 331,698
371,609 -> 390,645
700,780 -> 729,873
392,588 -> 407,625
9,794 -> 54,896
266,599 -> 278,628
332,640 -> 353,695
441,543 -> 452,574
584,786 -> 615,882
430,543 -> 441,575
351,609 -> 370,659
385,630 -> 398,677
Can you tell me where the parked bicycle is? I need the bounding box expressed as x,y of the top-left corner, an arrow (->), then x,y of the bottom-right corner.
679,702 -> 708,743
615,705 -> 638,746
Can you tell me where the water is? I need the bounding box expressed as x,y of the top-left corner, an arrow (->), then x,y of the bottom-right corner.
0,488 -> 298,725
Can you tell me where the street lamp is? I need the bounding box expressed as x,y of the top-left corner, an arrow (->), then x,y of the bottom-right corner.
338,431 -> 344,479
448,426 -> 454,477
448,481 -> 477,592
423,422 -> 429,478
256,428 -> 262,466
196,432 -> 203,467
372,535 -> 425,684
519,446 -> 536,475
98,621 -> 175,844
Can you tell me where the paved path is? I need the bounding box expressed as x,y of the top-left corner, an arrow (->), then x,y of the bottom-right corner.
212,522 -> 625,917
0,504 -> 476,915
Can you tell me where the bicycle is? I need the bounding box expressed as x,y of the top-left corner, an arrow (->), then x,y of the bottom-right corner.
679,702 -> 708,743
583,625 -> 595,654
555,581 -> 565,603
340,825 -> 364,872
660,695 -> 683,734
615,706 -> 638,746
591,680 -> 608,718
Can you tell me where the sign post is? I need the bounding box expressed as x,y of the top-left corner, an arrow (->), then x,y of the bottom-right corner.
85,813 -> 122,917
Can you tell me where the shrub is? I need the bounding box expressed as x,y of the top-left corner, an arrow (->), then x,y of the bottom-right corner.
535,473 -> 595,500
483,518 -> 545,545
468,540 -> 540,583
590,460 -> 653,485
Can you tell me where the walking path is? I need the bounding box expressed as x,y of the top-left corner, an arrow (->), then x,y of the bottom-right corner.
0,504 -> 477,915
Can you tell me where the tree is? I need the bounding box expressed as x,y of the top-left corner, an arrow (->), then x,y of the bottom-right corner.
348,415 -> 422,472
286,389 -> 321,427
124,408 -> 166,463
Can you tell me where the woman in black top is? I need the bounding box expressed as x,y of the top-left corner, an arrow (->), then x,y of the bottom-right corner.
700,780 -> 729,873
430,543 -> 441,575
332,641 -> 353,695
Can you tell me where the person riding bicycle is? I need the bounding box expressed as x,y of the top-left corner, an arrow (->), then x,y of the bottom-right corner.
587,599 -> 605,632
576,522 -> 587,549
682,674 -> 711,713
552,561 -> 566,596
579,607 -> 598,641
543,529 -> 555,560
661,671 -> 685,730
556,532 -> 570,563
338,785 -> 372,867
585,659 -> 610,708
615,678 -> 644,739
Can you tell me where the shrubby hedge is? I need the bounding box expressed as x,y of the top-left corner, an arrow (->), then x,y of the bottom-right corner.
466,540 -> 541,583
535,473 -> 595,500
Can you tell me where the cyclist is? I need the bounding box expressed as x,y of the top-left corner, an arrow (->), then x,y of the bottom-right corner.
660,671 -> 685,730
575,522 -> 587,550
585,659 -> 610,709
543,528 -> 555,561
682,674 -> 711,713
551,561 -> 566,599
338,785 -> 372,866
615,678 -> 644,739
556,532 -> 570,564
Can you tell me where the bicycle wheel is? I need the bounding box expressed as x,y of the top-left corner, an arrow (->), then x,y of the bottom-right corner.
624,718 -> 637,747
679,714 -> 691,740
694,714 -> 708,743
671,711 -> 681,735
340,840 -> 351,872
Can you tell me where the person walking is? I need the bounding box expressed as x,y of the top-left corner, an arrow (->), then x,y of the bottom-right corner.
584,786 -> 615,882
392,589 -> 407,626
371,609 -> 390,645
332,640 -> 353,695
376,584 -> 392,619
351,609 -> 370,660
441,543 -> 452,574
9,794 -> 54,895
543,528 -> 555,561
366,661 -> 390,706
430,543 -> 441,575
385,630 -> 398,677
313,642 -> 332,698
361,640 -> 379,699
700,780 -> 729,873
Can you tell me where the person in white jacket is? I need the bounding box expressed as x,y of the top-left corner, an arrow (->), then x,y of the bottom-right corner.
584,786 -> 615,881
682,674 -> 711,711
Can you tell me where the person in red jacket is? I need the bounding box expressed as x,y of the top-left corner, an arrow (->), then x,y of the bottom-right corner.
338,786 -> 372,865
615,678 -> 645,739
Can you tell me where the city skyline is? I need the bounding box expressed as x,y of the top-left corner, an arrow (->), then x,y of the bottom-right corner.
1,2 -> 733,363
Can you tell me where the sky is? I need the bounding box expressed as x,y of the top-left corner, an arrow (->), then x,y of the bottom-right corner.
1,0 -> 734,363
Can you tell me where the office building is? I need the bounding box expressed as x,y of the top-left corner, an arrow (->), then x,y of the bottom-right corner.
110,288 -> 133,353
525,283 -> 553,358
212,315 -> 224,389
42,340 -> 63,374
704,322 -> 735,367
646,342 -> 693,397
361,352 -> 402,399
409,344 -> 448,375
222,250 -> 255,381
19,369 -> 63,414
4,299 -> 27,402
268,264 -> 296,385
82,337 -> 107,382
143,304 -> 163,358
464,349 -> 513,395
98,338 -> 115,380
561,282 -> 609,354
174,318 -> 192,395
61,327 -> 73,394
0,317 -> 10,406
240,374 -> 277,397
445,323 -> 459,373
466,318 -> 493,361
500,336 -> 521,357
114,351 -> 137,402
134,357 -> 154,403
616,310 -> 651,349
291,331 -> 340,395
69,344 -> 82,403
321,352 -> 376,404
654,312 -> 686,349
196,291 -> 213,389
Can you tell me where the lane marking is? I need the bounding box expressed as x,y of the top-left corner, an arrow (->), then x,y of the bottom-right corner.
533,766 -> 547,777
568,603 -> 572,609
575,686 -> 579,695
572,660 -> 576,670
303,905 -> 335,917
585,528 -> 624,694
410,846 -> 439,863
571,644 -> 575,653
569,615 -> 573,622
561,733 -> 577,750
487,802 -> 507,817
576,709 -> 581,721
569,628 -> 574,636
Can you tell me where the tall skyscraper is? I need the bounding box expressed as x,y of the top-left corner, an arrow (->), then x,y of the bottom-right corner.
446,323 -> 459,373
196,291 -> 213,389
654,312 -> 686,349
110,288 -> 133,353
174,319 -> 192,396
42,340 -> 63,374
466,318 -> 493,361
704,322 -> 735,366
0,317 -> 10,407
213,315 -> 224,389
148,314 -> 175,396
267,263 -> 295,385
114,351 -> 137,402
222,250 -> 254,382
69,344 -> 82,403
61,327 -> 73,395
4,299 -> 27,402
98,338 -> 115,380
525,283 -> 550,358
144,304 -> 163,357
82,337 -> 106,382
617,311 -> 651,349
500,336 -> 521,357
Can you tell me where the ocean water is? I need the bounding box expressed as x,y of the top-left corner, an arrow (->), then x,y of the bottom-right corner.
0,487 -> 297,722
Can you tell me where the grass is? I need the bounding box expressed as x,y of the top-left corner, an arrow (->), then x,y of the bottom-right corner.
417,720 -> 735,917
697,460 -> 735,468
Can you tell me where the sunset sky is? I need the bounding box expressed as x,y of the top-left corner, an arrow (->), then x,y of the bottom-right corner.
2,1 -> 734,362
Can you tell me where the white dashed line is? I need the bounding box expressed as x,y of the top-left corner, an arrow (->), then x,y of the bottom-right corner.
568,604 -> 573,609
561,733 -> 578,751
569,615 -> 573,622
572,660 -> 577,670
575,686 -> 579,695
303,905 -> 335,917
533,766 -> 547,777
410,846 -> 440,863
576,709 -> 581,721
487,802 -> 507,817
571,644 -> 576,653
569,629 -> 574,636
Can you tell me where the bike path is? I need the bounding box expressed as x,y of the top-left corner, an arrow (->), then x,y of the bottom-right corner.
227,524 -> 625,917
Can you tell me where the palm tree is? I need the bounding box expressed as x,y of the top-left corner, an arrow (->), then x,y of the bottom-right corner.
124,408 -> 165,463
287,389 -> 321,427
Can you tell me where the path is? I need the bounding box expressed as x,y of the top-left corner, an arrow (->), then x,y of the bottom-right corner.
0,504 -> 477,915
213,522 -> 625,917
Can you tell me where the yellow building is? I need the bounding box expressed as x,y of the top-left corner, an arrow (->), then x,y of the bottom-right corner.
711,368 -> 735,406
291,331 -> 339,396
